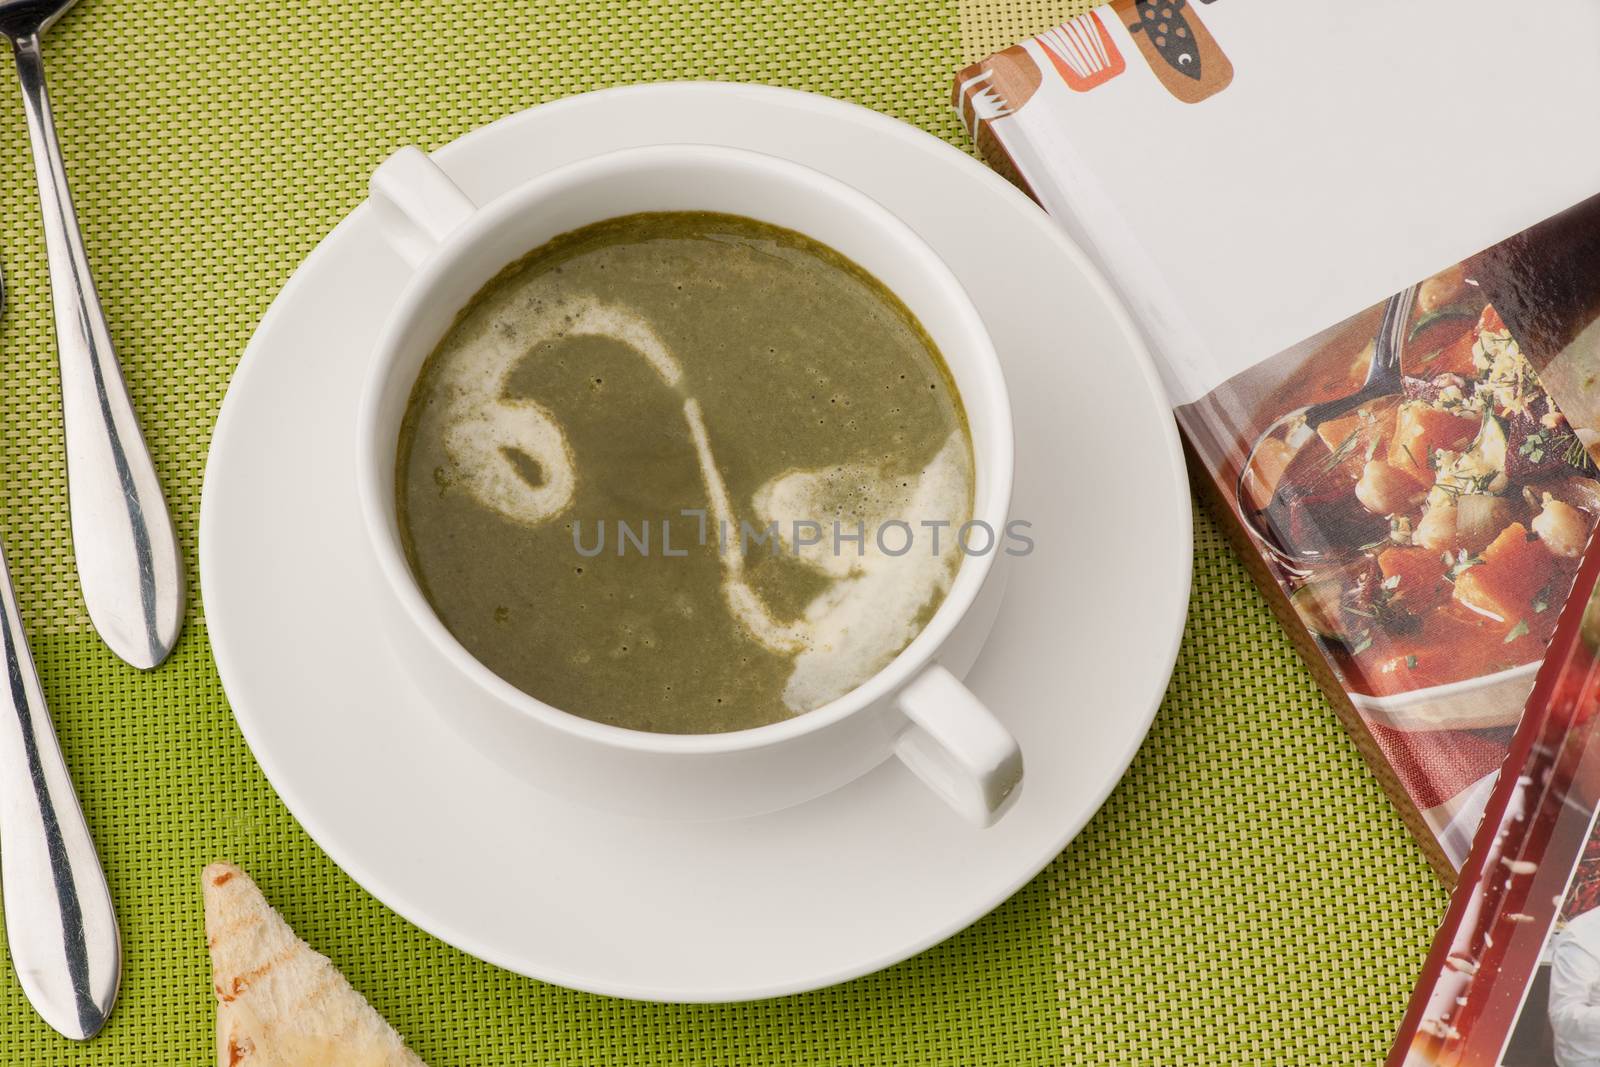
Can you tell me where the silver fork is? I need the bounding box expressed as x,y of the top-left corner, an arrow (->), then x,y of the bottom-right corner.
0,260 -> 120,1039
0,0 -> 183,670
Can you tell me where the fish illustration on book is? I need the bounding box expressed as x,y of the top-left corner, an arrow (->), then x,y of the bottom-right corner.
1112,0 -> 1233,103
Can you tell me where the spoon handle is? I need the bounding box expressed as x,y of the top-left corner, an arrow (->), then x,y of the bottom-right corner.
1373,283 -> 1419,381
11,33 -> 182,669
1300,285 -> 1419,429
0,536 -> 119,1039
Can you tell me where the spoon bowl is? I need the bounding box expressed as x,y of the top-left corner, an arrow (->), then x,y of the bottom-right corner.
1236,286 -> 1417,575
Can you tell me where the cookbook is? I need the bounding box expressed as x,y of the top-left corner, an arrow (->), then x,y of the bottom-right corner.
953,0 -> 1600,876
1388,543 -> 1600,1065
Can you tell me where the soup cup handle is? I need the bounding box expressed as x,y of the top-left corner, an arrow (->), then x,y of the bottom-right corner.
368,146 -> 479,269
893,664 -> 1022,827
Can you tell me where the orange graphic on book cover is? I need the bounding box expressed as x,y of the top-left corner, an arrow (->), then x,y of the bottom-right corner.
952,46 -> 1043,195
1036,12 -> 1126,93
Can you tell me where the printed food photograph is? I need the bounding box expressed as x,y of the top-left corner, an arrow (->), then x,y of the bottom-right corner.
1505,821 -> 1600,1067
1190,247 -> 1600,734
1390,555 -> 1600,1065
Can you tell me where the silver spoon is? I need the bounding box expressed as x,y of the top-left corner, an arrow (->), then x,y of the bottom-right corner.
0,261 -> 121,1039
0,0 -> 183,669
1237,285 -> 1417,575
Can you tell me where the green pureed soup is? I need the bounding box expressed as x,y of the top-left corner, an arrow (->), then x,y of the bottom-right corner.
397,212 -> 972,734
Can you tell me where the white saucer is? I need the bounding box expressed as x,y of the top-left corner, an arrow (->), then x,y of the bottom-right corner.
200,83 -> 1192,1001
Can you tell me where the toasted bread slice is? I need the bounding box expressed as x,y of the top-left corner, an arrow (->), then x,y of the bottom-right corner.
203,863 -> 427,1067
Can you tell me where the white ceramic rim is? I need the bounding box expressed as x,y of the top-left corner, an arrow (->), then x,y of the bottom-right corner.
353,142 -> 1015,756
1349,659 -> 1538,712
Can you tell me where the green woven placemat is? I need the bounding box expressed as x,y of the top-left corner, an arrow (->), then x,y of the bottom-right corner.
0,1 -> 1446,1063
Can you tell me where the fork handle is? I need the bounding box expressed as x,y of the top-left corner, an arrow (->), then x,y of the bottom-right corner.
12,33 -> 182,669
0,537 -> 119,1039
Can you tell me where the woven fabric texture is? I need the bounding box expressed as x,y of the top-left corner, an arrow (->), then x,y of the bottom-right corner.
0,1 -> 1444,1063
959,0 -> 1099,60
